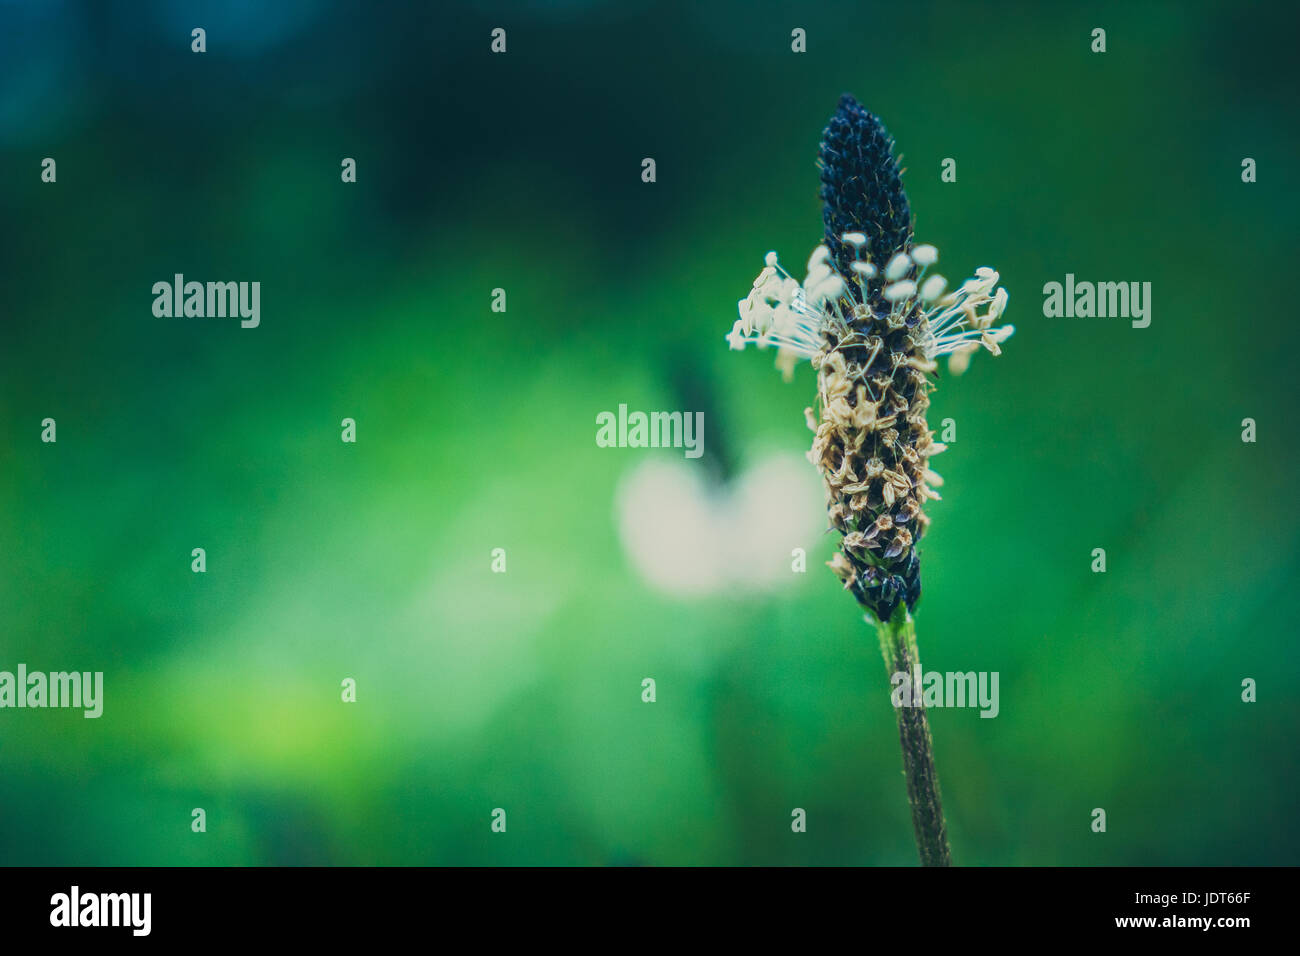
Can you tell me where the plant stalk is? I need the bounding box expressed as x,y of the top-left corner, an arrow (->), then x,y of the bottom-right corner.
876,612 -> 952,866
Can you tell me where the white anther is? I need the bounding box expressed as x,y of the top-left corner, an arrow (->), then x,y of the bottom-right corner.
884,280 -> 916,302
885,253 -> 912,281
920,275 -> 948,302
911,244 -> 938,267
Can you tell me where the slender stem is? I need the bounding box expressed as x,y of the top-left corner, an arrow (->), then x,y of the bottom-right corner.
876,612 -> 952,866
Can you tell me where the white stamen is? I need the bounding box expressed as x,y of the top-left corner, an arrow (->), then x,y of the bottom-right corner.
988,287 -> 1008,320
885,252 -> 912,281
884,280 -> 916,302
920,275 -> 947,302
729,244 -> 1011,378
813,274 -> 845,303
807,245 -> 831,274
911,244 -> 938,267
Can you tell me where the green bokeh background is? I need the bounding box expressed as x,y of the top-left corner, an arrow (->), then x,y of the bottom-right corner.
1,0 -> 1296,865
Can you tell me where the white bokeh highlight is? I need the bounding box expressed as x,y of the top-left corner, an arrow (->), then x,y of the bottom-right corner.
615,451 -> 823,596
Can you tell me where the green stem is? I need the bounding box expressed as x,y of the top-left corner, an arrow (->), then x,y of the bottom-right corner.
876,612 -> 952,866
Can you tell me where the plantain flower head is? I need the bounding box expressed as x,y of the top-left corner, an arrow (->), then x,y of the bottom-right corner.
725,94 -> 1013,623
